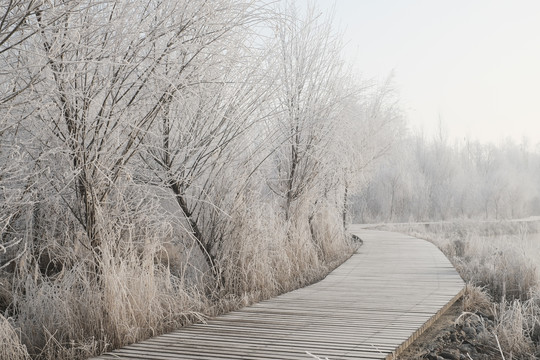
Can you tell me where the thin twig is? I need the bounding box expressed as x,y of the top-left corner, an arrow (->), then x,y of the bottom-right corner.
494,333 -> 506,360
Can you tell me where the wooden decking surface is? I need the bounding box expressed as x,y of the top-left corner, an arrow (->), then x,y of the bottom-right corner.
93,228 -> 465,360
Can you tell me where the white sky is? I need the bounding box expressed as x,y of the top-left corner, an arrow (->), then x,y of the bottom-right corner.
312,0 -> 540,146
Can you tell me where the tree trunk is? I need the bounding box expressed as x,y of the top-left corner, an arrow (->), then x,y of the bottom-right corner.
342,180 -> 348,229
168,180 -> 223,290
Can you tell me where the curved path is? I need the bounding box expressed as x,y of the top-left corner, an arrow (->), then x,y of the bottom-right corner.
93,228 -> 465,360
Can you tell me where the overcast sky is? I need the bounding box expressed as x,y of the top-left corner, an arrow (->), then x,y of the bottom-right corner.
311,0 -> 540,146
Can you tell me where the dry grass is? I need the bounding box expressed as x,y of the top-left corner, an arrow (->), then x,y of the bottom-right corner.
452,240 -> 538,303
11,237 -> 209,358
0,314 -> 30,360
462,284 -> 493,316
218,197 -> 353,310
493,299 -> 539,359
0,184 -> 353,360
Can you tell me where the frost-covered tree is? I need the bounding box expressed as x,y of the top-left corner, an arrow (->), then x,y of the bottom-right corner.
268,3 -> 349,228
352,133 -> 540,222
139,0 -> 274,286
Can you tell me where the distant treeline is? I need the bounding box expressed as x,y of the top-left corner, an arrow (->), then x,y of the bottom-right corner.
352,134 -> 540,222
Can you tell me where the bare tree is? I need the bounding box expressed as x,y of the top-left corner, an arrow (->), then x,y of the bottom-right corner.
0,0 -> 68,270
334,77 -> 404,225
22,0 -> 256,266
130,0 -> 275,289
0,0 -> 44,105
267,3 -> 350,230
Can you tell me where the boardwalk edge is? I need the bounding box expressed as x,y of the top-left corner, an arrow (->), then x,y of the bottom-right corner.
385,286 -> 466,360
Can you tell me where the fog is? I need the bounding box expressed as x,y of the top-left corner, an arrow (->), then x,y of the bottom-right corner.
352,133 -> 540,223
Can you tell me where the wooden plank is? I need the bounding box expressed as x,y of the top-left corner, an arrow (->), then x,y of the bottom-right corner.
92,228 -> 465,360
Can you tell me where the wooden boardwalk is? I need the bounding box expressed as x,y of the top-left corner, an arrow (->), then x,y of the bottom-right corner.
93,228 -> 465,360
